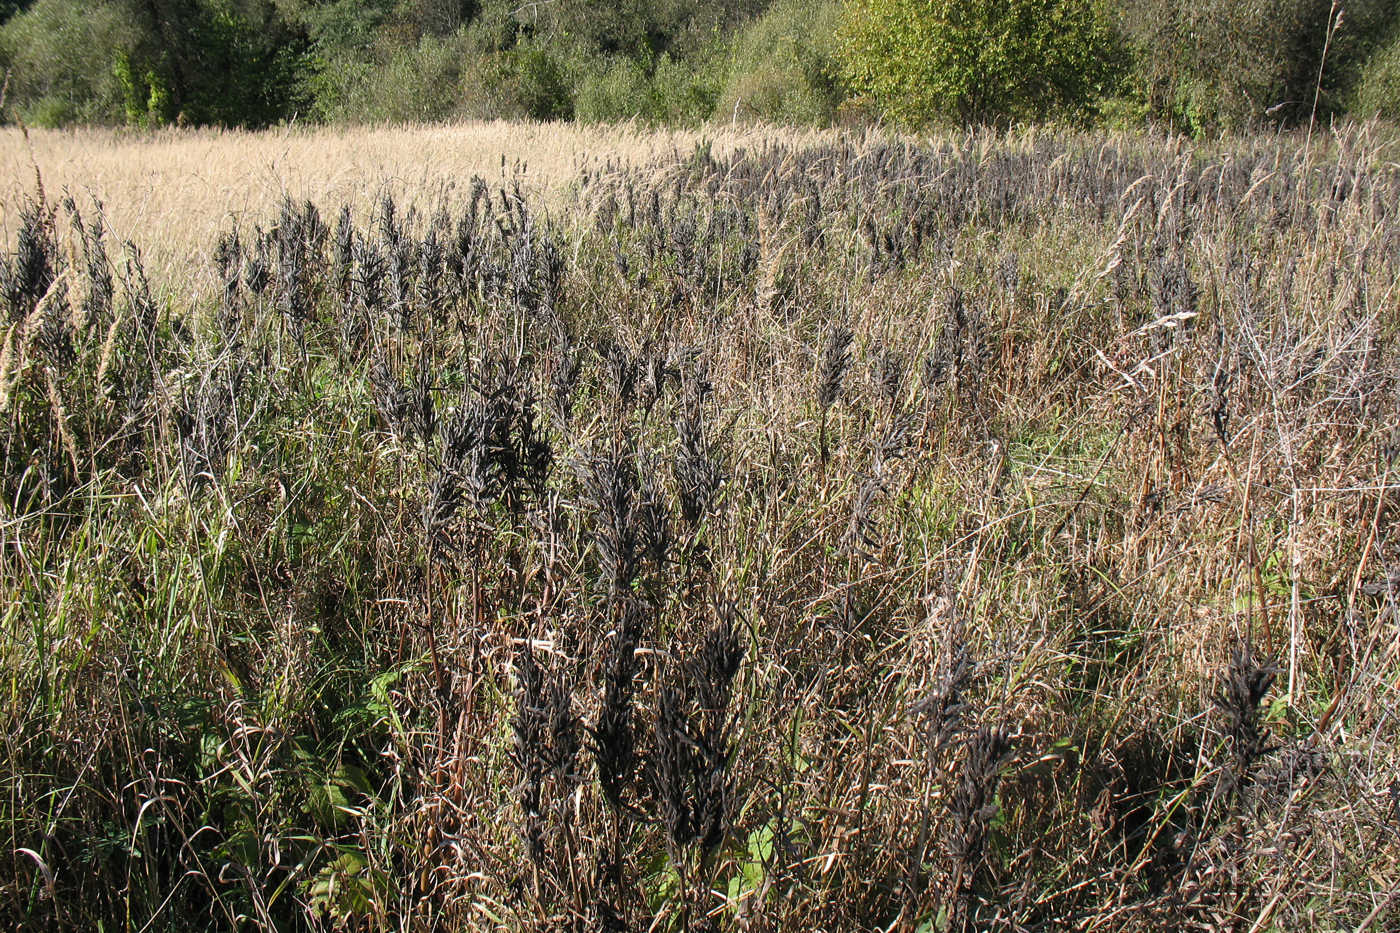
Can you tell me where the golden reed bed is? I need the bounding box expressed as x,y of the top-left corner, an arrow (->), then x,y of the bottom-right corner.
0,120 -> 833,299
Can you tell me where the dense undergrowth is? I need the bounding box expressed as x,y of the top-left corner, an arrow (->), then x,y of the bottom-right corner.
1,126 -> 1399,931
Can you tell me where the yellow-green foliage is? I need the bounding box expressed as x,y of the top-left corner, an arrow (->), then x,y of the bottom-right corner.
837,0 -> 1120,126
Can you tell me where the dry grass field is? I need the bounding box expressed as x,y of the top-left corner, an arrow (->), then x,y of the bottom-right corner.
0,121 -> 831,295
1,119 -> 1398,931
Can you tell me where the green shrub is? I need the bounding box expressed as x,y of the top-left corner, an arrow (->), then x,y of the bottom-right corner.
650,50 -> 721,124
0,0 -> 137,124
276,0 -> 395,52
299,53 -> 369,123
511,41 -> 574,120
838,0 -> 1121,127
317,33 -> 470,123
19,95 -> 78,128
1351,30 -> 1400,120
573,48 -> 720,125
574,55 -> 653,122
456,39 -> 574,121
1118,0 -> 1396,133
1,0 -> 309,128
717,0 -> 844,125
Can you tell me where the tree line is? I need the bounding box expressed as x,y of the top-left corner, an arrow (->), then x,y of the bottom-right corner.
1,0 -> 1397,133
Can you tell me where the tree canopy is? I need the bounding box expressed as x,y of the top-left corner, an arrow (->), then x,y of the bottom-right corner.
0,0 -> 1392,131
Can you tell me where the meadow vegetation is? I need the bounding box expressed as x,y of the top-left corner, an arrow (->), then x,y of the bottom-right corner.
1,0 -> 1399,132
0,121 -> 1397,930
